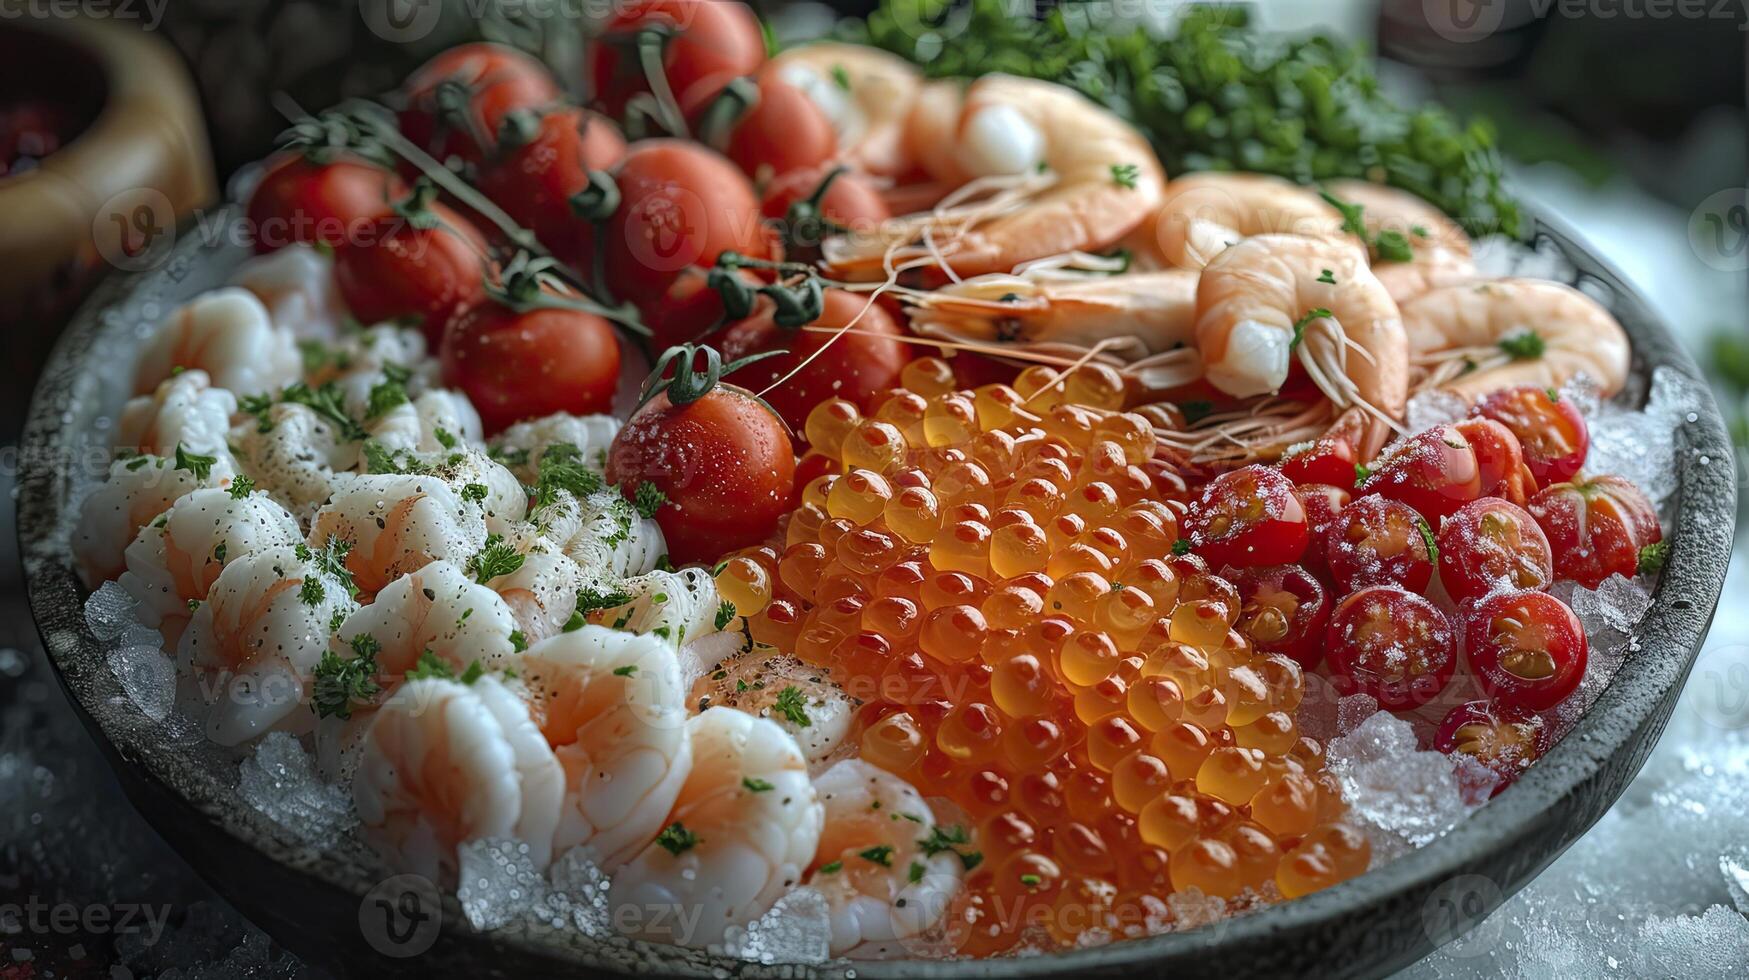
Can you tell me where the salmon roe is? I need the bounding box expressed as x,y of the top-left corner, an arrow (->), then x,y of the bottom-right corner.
718,359 -> 1368,954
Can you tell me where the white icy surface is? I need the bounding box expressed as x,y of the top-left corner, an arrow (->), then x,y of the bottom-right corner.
1329,710 -> 1481,860
457,838 -> 549,931
237,731 -> 354,839
719,885 -> 832,964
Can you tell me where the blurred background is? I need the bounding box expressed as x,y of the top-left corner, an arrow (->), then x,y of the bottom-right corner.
0,1 -> 1745,976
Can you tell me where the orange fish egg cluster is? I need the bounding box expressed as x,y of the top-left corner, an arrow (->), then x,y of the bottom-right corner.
714,359 -> 1369,954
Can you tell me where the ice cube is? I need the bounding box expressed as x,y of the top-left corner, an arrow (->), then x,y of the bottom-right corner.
719,886 -> 831,964
1406,389 -> 1470,435
1570,574 -> 1654,636
1557,371 -> 1603,418
85,581 -> 140,640
1328,710 -> 1477,856
237,732 -> 353,839
458,838 -> 548,930
1337,693 -> 1381,736
107,645 -> 177,722
1632,905 -> 1749,976
1720,850 -> 1749,917
547,846 -> 612,938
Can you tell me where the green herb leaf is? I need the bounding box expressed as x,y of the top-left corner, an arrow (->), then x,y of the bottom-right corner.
1290,308 -> 1333,351
612,664 -> 639,677
742,777 -> 774,792
632,481 -> 668,519
173,444 -> 219,481
714,600 -> 737,631
465,535 -> 525,584
859,844 -> 895,867
227,475 -> 256,499
773,685 -> 811,727
1498,330 -> 1547,361
405,650 -> 457,682
1415,516 -> 1439,565
1638,541 -> 1670,576
655,821 -> 700,855
1110,163 -> 1140,189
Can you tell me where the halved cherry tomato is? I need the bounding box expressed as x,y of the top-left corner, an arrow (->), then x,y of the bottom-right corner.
1474,385 -> 1589,485
604,349 -> 797,564
1463,589 -> 1587,711
245,154 -> 404,254
716,287 -> 911,432
1279,431 -> 1360,488
1525,474 -> 1663,589
1323,495 -> 1436,594
476,106 -> 627,269
398,43 -> 561,171
1292,482 -> 1351,582
1436,497 -> 1554,604
440,293 -> 621,434
1227,565 -> 1331,669
1184,465 -> 1309,569
600,139 -> 770,305
1359,424 -> 1482,522
724,75 -> 837,182
332,194 -> 488,344
588,0 -> 766,124
1435,699 -> 1551,798
1452,417 -> 1536,506
1325,585 -> 1456,710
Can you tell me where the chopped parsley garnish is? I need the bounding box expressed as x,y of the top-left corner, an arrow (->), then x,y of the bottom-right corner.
459,659 -> 485,685
655,821 -> 700,855
281,381 -> 367,441
858,844 -> 895,867
576,585 -> 634,616
365,376 -> 409,420
1638,541 -> 1671,576
908,861 -> 926,883
227,475 -> 256,499
509,630 -> 528,653
1171,538 -> 1192,556
714,600 -> 737,631
1317,268 -> 1337,285
298,576 -> 326,607
433,427 -> 458,450
632,481 -> 668,519
1354,462 -> 1374,487
173,444 -> 219,481
772,686 -> 811,727
297,539 -> 359,599
531,443 -> 605,509
460,482 -> 489,504
405,650 -> 455,682
1110,163 -> 1140,189
742,777 -> 774,792
1019,873 -> 1042,887
917,824 -> 982,870
830,63 -> 851,90
311,635 -> 380,719
239,394 -> 275,433
465,535 -> 525,584
361,440 -> 430,475
612,664 -> 639,677
818,860 -> 843,874
1498,330 -> 1547,361
1290,308 -> 1333,351
1373,229 -> 1414,263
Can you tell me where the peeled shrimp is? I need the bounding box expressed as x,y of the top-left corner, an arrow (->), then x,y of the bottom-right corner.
769,42 -> 922,178
1139,173 -> 1342,270
308,474 -> 488,597
1325,179 -> 1476,303
355,447 -> 527,536
333,559 -> 521,679
1401,278 -> 1630,402
485,551 -> 584,645
518,626 -> 693,869
134,288 -> 300,398
230,243 -> 348,341
1194,234 -> 1409,426
489,413 -> 620,484
805,760 -> 965,957
118,369 -> 237,461
691,651 -> 853,770
907,266 -> 1199,366
119,486 -> 303,644
230,401 -> 358,522
565,490 -> 666,583
827,74 -> 1165,282
610,707 -> 823,949
597,567 -> 724,649
179,543 -> 360,744
354,675 -> 565,881
74,455 -> 228,587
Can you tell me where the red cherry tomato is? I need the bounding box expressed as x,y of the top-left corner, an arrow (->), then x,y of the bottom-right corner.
1279,431 -> 1359,488
1434,700 -> 1552,798
1452,417 -> 1536,506
1323,495 -> 1436,594
760,165 -> 892,262
332,198 -> 488,345
604,375 -> 796,565
1183,465 -> 1309,569
601,139 -> 770,305
1292,482 -> 1351,581
1435,497 -> 1554,604
1359,424 -> 1482,521
1326,585 -> 1456,710
245,155 -> 404,254
1474,385 -> 1589,485
440,299 -> 621,435
476,106 -> 628,269
640,265 -> 751,352
716,288 -> 912,433
1463,589 -> 1588,711
398,43 -> 561,170
1525,475 -> 1663,588
725,75 -> 837,182
1228,565 -> 1331,669
588,0 -> 766,123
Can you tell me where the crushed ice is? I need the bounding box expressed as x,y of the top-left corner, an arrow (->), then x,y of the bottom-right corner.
1328,710 -> 1480,859
237,732 -> 353,839
719,886 -> 832,964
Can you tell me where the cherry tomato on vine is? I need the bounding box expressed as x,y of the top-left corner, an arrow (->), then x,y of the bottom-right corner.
476,106 -> 627,268
716,287 -> 911,433
605,346 -> 797,564
600,139 -> 770,305
1525,475 -> 1664,588
332,189 -> 487,345
723,74 -> 837,182
1453,417 -> 1536,506
1434,700 -> 1552,798
640,264 -> 756,352
1325,585 -> 1456,710
1463,589 -> 1588,711
759,165 -> 890,264
588,0 -> 766,124
245,154 -> 404,254
1227,564 -> 1331,669
1183,465 -> 1309,569
1323,495 -> 1436,594
1474,385 -> 1589,486
1359,423 -> 1482,521
1435,497 -> 1554,604
397,43 -> 561,170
